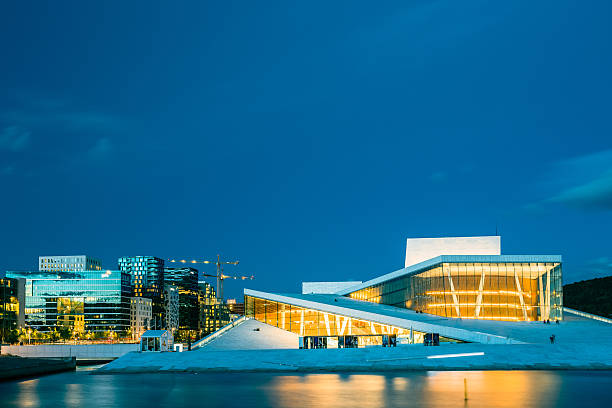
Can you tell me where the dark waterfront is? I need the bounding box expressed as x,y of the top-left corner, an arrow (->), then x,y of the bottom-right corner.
1,367 -> 611,408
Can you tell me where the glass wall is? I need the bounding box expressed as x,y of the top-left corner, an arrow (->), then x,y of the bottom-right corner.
245,295 -> 432,344
6,270 -> 131,333
1,278 -> 21,341
347,262 -> 562,321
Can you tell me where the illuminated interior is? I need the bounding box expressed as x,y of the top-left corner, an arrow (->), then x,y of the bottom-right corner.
348,262 -> 562,321
245,295 -> 464,344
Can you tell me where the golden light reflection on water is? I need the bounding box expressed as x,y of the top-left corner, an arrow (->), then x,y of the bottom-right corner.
268,371 -> 562,408
270,374 -> 386,408
3,370 -> 572,408
16,379 -> 40,408
424,371 -> 561,408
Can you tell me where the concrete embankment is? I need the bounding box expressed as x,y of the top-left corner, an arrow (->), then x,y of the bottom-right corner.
96,343 -> 612,374
0,355 -> 76,381
1,343 -> 139,364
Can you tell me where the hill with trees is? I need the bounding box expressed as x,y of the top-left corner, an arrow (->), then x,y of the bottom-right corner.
563,276 -> 612,318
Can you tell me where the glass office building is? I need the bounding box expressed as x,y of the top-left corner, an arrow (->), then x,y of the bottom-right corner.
345,256 -> 563,322
39,255 -> 102,272
6,270 -> 131,333
1,277 -> 25,341
118,256 -> 165,299
164,267 -> 200,334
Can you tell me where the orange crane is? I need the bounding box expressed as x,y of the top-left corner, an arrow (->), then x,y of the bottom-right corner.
167,254 -> 252,302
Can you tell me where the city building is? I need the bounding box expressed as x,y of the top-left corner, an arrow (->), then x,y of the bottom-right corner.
243,236 -> 564,347
118,256 -> 165,299
130,297 -> 152,339
163,285 -> 179,332
39,255 -> 102,272
1,277 -> 26,343
6,270 -> 131,335
225,298 -> 245,317
198,281 -> 230,336
164,267 -> 200,338
118,256 -> 165,325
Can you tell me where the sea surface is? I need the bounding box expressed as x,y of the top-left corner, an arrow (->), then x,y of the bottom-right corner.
1,366 -> 611,408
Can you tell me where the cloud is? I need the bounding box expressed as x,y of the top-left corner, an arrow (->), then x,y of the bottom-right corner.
87,137 -> 113,159
0,126 -> 30,151
547,170 -> 612,210
571,257 -> 612,282
1,94 -> 127,168
429,171 -> 448,183
2,108 -> 123,134
530,149 -> 612,211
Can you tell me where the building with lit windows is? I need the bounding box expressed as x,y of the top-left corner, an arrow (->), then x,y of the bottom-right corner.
198,281 -> 230,336
164,267 -> 200,337
163,285 -> 179,332
130,297 -> 152,339
1,277 -> 26,342
118,256 -> 164,299
6,270 -> 131,334
243,236 -> 564,347
39,255 -> 102,272
118,256 -> 165,327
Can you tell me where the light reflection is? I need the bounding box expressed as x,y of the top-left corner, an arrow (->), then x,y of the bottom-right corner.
270,374 -> 386,408
16,379 -> 40,408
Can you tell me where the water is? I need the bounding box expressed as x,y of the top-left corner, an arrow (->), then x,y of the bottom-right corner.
1,367 -> 611,408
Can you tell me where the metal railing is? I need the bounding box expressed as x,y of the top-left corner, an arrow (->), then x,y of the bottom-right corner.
191,316 -> 251,349
563,307 -> 612,324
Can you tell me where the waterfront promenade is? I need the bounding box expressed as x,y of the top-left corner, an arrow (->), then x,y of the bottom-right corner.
98,313 -> 612,373
2,343 -> 139,364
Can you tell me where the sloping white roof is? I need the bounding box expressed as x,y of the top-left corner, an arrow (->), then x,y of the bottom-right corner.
244,289 -> 522,344
336,255 -> 563,295
244,289 -> 612,345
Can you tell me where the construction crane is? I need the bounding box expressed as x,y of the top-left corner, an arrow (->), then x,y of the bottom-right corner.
167,254 -> 252,303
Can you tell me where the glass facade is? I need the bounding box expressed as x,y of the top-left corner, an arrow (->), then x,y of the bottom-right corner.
118,256 -> 165,325
118,256 -> 164,299
164,267 -> 200,334
245,295 -> 438,344
6,270 -> 131,333
1,277 -> 23,342
347,262 -> 563,321
39,255 -> 102,272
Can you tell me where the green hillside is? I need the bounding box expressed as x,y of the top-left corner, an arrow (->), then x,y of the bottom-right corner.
563,276 -> 612,318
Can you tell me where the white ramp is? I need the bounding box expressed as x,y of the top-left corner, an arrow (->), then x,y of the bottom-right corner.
197,319 -> 298,351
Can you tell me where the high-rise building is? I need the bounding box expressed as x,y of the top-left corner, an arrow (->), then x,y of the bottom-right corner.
1,277 -> 25,343
6,270 -> 131,334
198,281 -> 230,336
164,267 -> 200,338
39,255 -> 102,272
118,256 -> 166,331
163,285 -> 179,332
118,256 -> 165,299
130,297 -> 152,339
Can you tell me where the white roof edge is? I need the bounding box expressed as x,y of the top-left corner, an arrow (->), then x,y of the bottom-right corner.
243,289 -> 522,344
337,254 -> 563,295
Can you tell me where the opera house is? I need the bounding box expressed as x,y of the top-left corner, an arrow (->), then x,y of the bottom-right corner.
245,236 -> 563,346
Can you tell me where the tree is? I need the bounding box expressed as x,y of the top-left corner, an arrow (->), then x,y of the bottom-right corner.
58,326 -> 72,342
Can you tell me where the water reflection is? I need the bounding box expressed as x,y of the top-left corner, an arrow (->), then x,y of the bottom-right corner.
0,370 -> 609,408
270,374 -> 386,408
16,379 -> 39,408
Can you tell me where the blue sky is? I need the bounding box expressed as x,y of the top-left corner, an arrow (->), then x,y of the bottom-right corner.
1,1 -> 611,298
